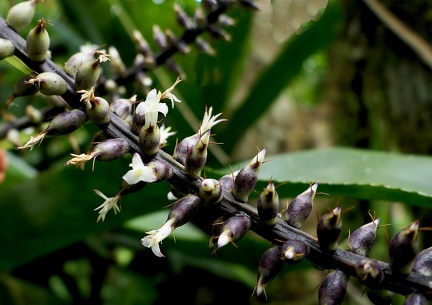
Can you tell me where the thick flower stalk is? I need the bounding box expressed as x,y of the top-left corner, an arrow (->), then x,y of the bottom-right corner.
254,245 -> 284,299
389,219 -> 420,275
257,181 -> 279,226
232,147 -> 267,202
141,194 -> 201,257
317,206 -> 342,252
284,182 -> 318,229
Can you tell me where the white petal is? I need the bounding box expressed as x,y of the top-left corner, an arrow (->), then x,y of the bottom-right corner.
135,102 -> 150,115
151,244 -> 165,257
141,236 -> 154,248
145,89 -> 160,106
157,103 -> 169,117
131,153 -> 144,169
217,230 -> 230,249
122,170 -> 141,185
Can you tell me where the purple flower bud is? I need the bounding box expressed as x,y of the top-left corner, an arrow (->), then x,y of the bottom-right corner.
132,30 -> 153,59
281,240 -> 309,264
403,292 -> 428,305
174,4 -> 195,30
257,181 -> 279,226
255,245 -> 284,298
17,109 -> 88,150
216,214 -> 251,249
347,216 -> 380,256
218,170 -> 238,193
285,182 -> 318,229
185,129 -> 210,177
147,159 -> 173,182
318,269 -> 349,305
354,259 -> 384,286
139,124 -> 160,158
153,25 -> 168,49
199,178 -> 222,204
111,95 -> 134,120
389,220 -> 419,275
317,206 -> 342,252
367,288 -> 394,305
195,37 -> 216,56
65,138 -> 130,170
232,148 -> 267,202
413,246 -> 432,276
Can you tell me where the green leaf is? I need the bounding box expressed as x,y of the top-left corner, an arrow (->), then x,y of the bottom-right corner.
247,147 -> 432,207
219,1 -> 342,154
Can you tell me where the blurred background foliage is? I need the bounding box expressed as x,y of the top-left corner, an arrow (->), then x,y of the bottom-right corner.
1,0 -> 432,304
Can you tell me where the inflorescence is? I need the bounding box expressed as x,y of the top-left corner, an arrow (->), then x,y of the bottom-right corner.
0,1 -> 431,304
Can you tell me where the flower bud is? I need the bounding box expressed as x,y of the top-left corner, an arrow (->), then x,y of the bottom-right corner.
367,288 -> 394,305
16,109 -> 87,150
146,159 -> 173,182
232,148 -> 267,202
354,259 -> 384,286
110,95 -> 134,121
65,138 -> 130,170
185,129 -> 210,177
255,245 -> 284,298
174,4 -> 195,30
195,37 -> 216,56
153,25 -> 168,49
6,0 -> 43,32
132,29 -> 153,59
165,29 -> 189,54
281,240 -> 309,264
174,106 -> 225,165
4,75 -> 39,109
318,269 -> 349,305
199,178 -> 222,204
216,214 -> 251,249
141,194 -> 201,257
403,292 -> 428,305
74,52 -> 110,90
317,206 -> 342,252
389,220 -> 419,275
218,170 -> 239,193
78,87 -> 111,125
139,124 -> 160,158
347,216 -> 380,256
257,181 -> 279,226
25,72 -> 67,96
284,182 -> 318,229
413,246 -> 432,276
64,49 -> 95,78
0,38 -> 15,60
26,18 -> 50,62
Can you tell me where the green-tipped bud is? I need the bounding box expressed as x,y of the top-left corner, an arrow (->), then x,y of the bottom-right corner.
367,288 -> 394,305
354,259 -> 384,286
185,129 -> 210,177
74,52 -> 110,90
146,159 -> 173,182
389,220 -> 419,275
281,240 -> 310,264
139,124 -> 160,158
65,138 -> 130,170
0,38 -> 15,60
257,181 -> 279,226
285,182 -> 318,229
232,148 -> 267,202
174,106 -> 225,165
318,270 -> 349,305
6,0 -> 43,32
26,18 -> 50,62
317,206 -> 342,252
199,178 -> 223,204
347,217 -> 380,256
255,245 -> 284,298
216,214 -> 251,249
78,87 -> 111,125
17,109 -> 87,150
141,194 -> 201,257
403,292 -> 428,305
4,75 -> 39,109
64,48 -> 96,78
26,72 -> 67,96
413,246 -> 432,276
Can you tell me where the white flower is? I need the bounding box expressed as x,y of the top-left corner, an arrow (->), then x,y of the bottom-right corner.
93,189 -> 121,222
159,124 -> 176,147
141,218 -> 176,257
122,153 -> 158,185
135,89 -> 168,128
